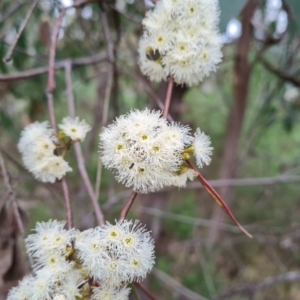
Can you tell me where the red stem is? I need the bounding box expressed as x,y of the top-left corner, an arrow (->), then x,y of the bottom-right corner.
187,161 -> 252,238
119,192 -> 138,221
64,61 -> 105,226
47,9 -> 66,93
61,177 -> 73,229
46,9 -> 73,229
135,282 -> 157,300
74,143 -> 105,226
162,77 -> 174,119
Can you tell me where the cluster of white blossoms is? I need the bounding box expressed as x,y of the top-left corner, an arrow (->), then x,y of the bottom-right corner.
18,117 -> 91,183
8,219 -> 155,300
100,109 -> 213,193
139,0 -> 222,86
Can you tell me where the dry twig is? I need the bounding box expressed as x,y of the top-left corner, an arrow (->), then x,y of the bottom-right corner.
214,271 -> 300,299
119,192 -> 138,221
95,6 -> 116,203
46,9 -> 73,229
134,282 -> 157,300
64,61 -> 105,226
3,0 -> 38,63
0,52 -> 107,82
162,77 -> 174,119
152,268 -> 209,300
0,152 -> 25,236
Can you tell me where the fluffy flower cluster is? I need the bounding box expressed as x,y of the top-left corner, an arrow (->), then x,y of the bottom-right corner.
18,117 -> 90,183
100,109 -> 213,193
59,116 -> 91,142
139,0 -> 222,86
8,219 -> 155,300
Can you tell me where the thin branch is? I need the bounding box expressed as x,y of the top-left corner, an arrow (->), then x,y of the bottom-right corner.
214,271 -> 300,299
109,4 -> 142,23
64,61 -> 76,118
0,152 -> 25,236
70,0 -> 98,9
64,61 -> 105,226
116,63 -> 173,122
46,9 -> 66,133
119,192 -> 138,221
137,206 -> 250,234
46,91 -> 57,136
186,175 -> 300,189
0,52 -> 107,82
197,245 -> 216,298
132,283 -> 142,300
162,77 -> 174,119
61,177 -> 73,229
47,9 -> 66,93
0,1 -> 27,24
0,39 -> 48,64
46,10 -> 73,228
135,282 -> 157,300
3,0 -> 38,63
74,143 -> 105,226
152,268 -> 209,300
103,174 -> 300,211
260,57 -> 300,87
95,7 -> 116,203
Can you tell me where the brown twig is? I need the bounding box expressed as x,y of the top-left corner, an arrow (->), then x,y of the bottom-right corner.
162,77 -> 174,119
0,1 -> 27,24
152,268 -> 209,300
208,0 -> 261,247
119,192 -> 138,221
71,0 -> 98,9
214,271 -> 300,299
3,0 -> 38,63
103,172 -> 300,213
0,52 -> 107,82
135,282 -> 157,300
45,10 -> 73,228
74,143 -> 105,226
0,38 -> 48,64
259,57 -> 300,87
46,9 -> 66,133
64,61 -> 76,118
47,9 -> 66,93
61,177 -> 73,229
117,63 -> 174,121
64,61 -> 105,226
0,152 -> 25,236
46,91 -> 57,135
132,284 -> 142,300
137,206 -> 250,234
95,6 -> 116,202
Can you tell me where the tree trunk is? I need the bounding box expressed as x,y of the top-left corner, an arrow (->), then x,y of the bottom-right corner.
207,0 -> 262,247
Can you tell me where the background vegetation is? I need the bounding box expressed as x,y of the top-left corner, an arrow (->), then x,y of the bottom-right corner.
1,0 -> 300,299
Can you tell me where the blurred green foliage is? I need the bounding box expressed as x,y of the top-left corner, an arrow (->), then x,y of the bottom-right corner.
1,0 -> 300,299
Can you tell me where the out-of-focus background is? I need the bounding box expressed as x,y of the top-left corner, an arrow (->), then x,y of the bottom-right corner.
1,0 -> 300,299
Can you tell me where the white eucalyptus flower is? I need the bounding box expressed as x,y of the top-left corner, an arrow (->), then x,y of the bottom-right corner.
100,109 -> 194,193
92,286 -> 131,300
59,116 -> 91,141
139,0 -> 222,86
193,128 -> 213,168
18,121 -> 73,183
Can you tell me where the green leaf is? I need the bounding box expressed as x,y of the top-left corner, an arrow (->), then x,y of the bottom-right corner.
219,0 -> 247,32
